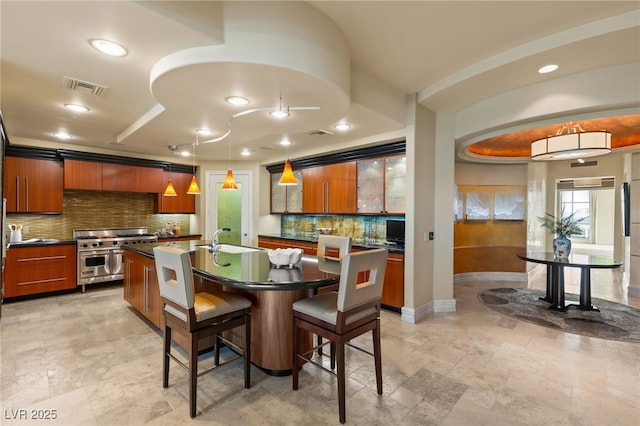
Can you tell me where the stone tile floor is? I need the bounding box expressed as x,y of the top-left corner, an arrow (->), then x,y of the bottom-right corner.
1,266 -> 638,425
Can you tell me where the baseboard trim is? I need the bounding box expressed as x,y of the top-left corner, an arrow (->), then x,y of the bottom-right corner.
628,286 -> 640,298
434,298 -> 456,313
454,272 -> 527,284
401,302 -> 433,324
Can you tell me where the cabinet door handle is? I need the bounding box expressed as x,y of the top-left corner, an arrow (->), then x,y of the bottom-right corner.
143,266 -> 149,312
15,176 -> 20,210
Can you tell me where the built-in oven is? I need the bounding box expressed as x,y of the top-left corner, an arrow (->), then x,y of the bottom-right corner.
74,227 -> 157,292
78,249 -> 121,284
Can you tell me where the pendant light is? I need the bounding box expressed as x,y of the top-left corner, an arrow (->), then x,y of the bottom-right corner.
163,147 -> 178,196
221,131 -> 238,190
278,136 -> 298,185
186,135 -> 201,194
222,168 -> 238,190
279,159 -> 298,185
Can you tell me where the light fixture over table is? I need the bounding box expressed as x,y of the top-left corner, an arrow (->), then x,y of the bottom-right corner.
531,122 -> 611,161
186,135 -> 201,195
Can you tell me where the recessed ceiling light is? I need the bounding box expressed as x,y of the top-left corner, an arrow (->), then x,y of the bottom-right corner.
180,150 -> 191,157
335,123 -> 351,131
196,128 -> 213,136
270,110 -> 289,119
64,103 -> 89,113
240,149 -> 251,156
226,96 -> 249,106
279,138 -> 291,146
90,39 -> 127,57
538,64 -> 558,74
53,131 -> 72,140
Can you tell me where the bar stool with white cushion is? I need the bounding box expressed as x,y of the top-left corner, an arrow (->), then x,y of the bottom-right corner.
292,248 -> 388,424
153,245 -> 251,418
315,235 -> 352,358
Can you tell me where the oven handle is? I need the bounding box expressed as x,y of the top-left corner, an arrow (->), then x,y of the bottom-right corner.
108,250 -> 124,274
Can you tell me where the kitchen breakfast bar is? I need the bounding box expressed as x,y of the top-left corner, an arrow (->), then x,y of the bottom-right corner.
123,241 -> 340,375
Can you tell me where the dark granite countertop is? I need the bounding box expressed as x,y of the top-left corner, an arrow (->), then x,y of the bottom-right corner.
123,241 -> 340,291
257,233 -> 405,254
6,239 -> 75,248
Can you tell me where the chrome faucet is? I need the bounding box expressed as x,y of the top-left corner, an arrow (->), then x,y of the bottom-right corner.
210,228 -> 231,253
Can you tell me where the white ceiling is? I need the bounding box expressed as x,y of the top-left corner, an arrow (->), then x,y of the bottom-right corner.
1,1 -> 638,165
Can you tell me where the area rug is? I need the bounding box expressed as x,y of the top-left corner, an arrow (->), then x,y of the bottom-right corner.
478,288 -> 640,343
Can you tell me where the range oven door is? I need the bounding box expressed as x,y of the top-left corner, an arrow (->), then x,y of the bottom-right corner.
78,249 -> 112,284
108,249 -> 125,277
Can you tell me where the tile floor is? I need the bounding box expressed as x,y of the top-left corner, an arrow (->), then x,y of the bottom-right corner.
1,266 -> 638,425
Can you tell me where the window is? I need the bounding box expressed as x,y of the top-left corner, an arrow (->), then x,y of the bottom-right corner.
559,190 -> 590,240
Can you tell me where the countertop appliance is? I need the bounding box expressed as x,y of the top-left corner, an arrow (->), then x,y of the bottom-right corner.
74,227 -> 157,292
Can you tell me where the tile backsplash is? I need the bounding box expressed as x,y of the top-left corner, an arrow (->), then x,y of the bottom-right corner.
281,214 -> 403,243
5,190 -> 192,240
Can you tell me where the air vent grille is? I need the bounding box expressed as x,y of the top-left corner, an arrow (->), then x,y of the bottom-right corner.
63,76 -> 107,96
570,160 -> 598,168
308,129 -> 334,136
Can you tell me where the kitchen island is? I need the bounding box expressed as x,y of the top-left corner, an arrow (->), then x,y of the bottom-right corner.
123,240 -> 340,375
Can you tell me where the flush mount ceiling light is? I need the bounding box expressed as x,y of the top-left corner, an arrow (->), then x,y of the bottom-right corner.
531,122 -> 611,161
196,128 -> 213,136
90,39 -> 127,57
226,96 -> 249,106
64,103 -> 89,113
334,123 -> 351,131
538,64 -> 558,74
53,131 -> 72,140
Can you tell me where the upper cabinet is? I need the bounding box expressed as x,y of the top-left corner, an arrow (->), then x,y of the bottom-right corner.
302,162 -> 357,214
64,159 -> 165,193
102,163 -> 135,192
64,159 -> 102,190
357,155 -> 405,214
155,171 -> 196,214
271,171 -> 303,213
5,156 -> 63,213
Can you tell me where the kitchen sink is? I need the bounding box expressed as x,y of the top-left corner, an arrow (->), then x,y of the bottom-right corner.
198,244 -> 259,254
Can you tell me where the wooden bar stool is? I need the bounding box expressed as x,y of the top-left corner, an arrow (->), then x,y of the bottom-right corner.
292,248 -> 387,424
153,246 -> 251,418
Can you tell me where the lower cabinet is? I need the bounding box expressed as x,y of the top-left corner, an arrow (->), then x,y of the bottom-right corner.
381,252 -> 404,310
124,251 -> 161,327
123,249 -> 215,350
3,244 -> 77,298
257,236 -> 404,310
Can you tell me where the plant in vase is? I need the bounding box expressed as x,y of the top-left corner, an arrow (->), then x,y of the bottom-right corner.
538,211 -> 587,258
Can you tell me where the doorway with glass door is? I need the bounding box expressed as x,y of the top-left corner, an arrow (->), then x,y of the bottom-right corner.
205,170 -> 252,247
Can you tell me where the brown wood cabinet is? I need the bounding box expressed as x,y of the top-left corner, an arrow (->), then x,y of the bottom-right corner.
64,159 -> 165,193
381,252 -> 404,309
124,251 -> 161,327
155,171 -> 196,213
302,163 -> 357,213
5,156 -> 63,213
3,244 -> 76,297
64,159 -> 102,190
258,236 -> 404,310
133,166 -> 164,193
102,163 -> 135,192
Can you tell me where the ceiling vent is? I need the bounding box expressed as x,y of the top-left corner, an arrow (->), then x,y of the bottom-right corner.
308,129 -> 334,136
63,76 -> 107,96
570,160 -> 598,168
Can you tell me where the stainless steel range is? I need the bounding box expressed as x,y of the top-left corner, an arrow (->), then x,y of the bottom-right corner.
74,227 -> 157,292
